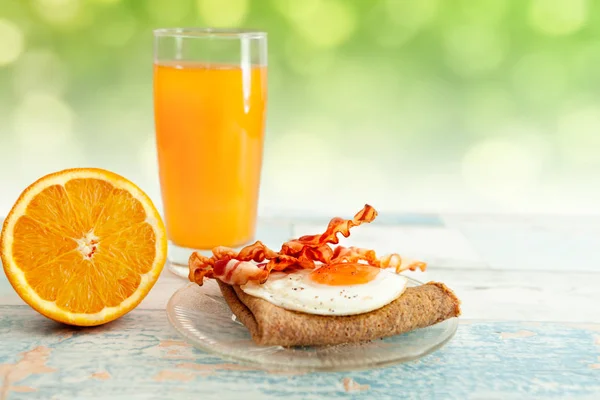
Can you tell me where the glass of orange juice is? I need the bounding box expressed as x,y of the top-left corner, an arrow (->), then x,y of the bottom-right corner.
153,28 -> 267,277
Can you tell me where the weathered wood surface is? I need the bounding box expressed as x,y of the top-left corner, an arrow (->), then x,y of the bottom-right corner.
1,307 -> 599,400
1,215 -> 599,399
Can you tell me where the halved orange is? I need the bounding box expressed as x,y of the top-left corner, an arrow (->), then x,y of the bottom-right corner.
0,168 -> 167,326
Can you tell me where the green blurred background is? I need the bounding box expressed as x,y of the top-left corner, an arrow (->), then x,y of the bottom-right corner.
0,0 -> 598,217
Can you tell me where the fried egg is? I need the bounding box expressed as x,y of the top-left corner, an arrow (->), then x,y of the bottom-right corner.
239,263 -> 408,316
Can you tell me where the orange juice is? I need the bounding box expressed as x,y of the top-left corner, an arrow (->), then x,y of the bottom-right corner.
153,62 -> 267,249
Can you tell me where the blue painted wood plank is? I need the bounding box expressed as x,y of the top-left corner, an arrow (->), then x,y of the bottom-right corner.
0,307 -> 598,399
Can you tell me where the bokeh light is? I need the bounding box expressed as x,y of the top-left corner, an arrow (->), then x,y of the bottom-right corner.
462,136 -> 545,203
385,0 -> 438,30
284,36 -> 336,76
197,0 -> 248,27
511,52 -> 568,108
146,0 -> 193,24
13,49 -> 68,98
443,23 -> 508,77
0,0 -> 599,216
572,42 -> 600,88
92,9 -> 137,47
557,106 -> 600,165
464,83 -> 516,136
0,19 -> 25,66
34,0 -> 87,27
272,0 -> 322,20
13,93 -> 74,149
457,0 -> 508,24
368,20 -> 417,49
365,0 -> 437,48
139,136 -> 159,183
367,0 -> 437,49
264,130 -> 338,208
529,0 -> 588,36
277,0 -> 357,49
88,0 -> 121,4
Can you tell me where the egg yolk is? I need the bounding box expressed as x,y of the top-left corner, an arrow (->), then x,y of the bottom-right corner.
309,263 -> 380,286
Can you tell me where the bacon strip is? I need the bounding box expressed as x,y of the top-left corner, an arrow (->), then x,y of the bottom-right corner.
213,259 -> 269,286
188,204 -> 427,286
330,246 -> 427,273
188,241 -> 275,285
282,205 -> 377,251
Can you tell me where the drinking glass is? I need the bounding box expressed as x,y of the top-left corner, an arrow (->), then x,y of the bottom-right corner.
153,28 -> 267,278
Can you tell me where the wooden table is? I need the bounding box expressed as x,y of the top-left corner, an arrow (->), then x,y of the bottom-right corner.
1,214 -> 599,399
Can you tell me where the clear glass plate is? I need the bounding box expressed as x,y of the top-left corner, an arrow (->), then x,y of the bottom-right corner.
166,278 -> 458,372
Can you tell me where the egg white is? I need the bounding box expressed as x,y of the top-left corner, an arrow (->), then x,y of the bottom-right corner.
239,267 -> 408,316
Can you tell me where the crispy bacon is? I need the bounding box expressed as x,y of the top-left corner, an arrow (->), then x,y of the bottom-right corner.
283,204 -> 377,251
266,253 -> 316,271
188,241 -> 276,285
330,246 -> 377,265
213,259 -> 269,285
330,246 -> 427,273
188,251 -> 214,284
188,204 -> 427,286
236,240 -> 279,262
